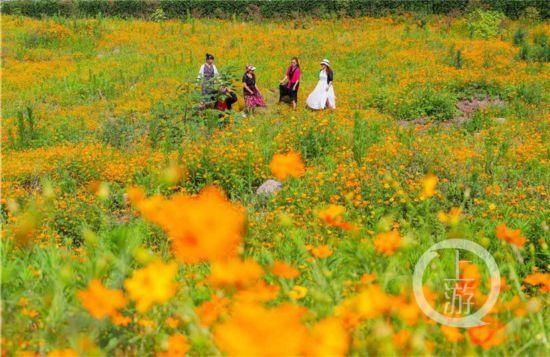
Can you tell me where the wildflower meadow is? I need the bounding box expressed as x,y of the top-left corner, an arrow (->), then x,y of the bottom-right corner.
2,3 -> 550,356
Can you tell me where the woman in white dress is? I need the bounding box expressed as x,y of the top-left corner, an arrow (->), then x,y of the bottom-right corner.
306,59 -> 336,110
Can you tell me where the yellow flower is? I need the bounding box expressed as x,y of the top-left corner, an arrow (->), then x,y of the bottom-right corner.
124,260 -> 178,312
437,207 -> 462,226
420,174 -> 438,199
288,285 -> 308,300
269,151 -> 305,181
77,279 -> 126,319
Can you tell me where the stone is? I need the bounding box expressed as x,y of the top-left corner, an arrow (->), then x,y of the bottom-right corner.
256,179 -> 282,196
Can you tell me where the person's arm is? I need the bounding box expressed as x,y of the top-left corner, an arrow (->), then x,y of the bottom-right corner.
280,75 -> 288,84
213,65 -> 219,76
197,64 -> 204,79
243,76 -> 254,94
292,68 -> 300,90
327,70 -> 333,91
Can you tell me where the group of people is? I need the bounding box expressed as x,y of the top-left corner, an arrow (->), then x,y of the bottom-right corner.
197,53 -> 336,113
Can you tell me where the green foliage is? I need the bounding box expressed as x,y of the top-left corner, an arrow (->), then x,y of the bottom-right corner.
150,7 -> 167,22
13,106 -> 39,149
514,29 -> 550,63
396,88 -> 458,122
2,0 -> 548,20
447,44 -> 463,69
352,111 -> 382,165
467,9 -> 505,39
100,114 -> 147,149
513,27 -> 528,46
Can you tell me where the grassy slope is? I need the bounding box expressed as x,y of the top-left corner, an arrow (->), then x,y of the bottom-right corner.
1,14 -> 549,355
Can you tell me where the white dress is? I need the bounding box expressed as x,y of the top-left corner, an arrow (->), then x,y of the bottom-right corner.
306,70 -> 336,110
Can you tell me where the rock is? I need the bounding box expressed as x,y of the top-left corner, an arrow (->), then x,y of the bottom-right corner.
256,179 -> 282,196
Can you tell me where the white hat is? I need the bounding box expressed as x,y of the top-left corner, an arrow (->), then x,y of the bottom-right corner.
320,59 -> 330,66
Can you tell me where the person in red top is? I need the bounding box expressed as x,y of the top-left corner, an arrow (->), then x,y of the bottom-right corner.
279,57 -> 301,110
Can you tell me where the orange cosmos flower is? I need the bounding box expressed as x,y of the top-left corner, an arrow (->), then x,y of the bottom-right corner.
196,295 -> 231,327
233,281 -> 280,303
305,317 -> 349,357
208,258 -> 263,290
124,259 -> 178,312
441,325 -> 464,342
134,186 -> 245,263
158,333 -> 189,357
77,279 -> 126,320
495,224 -> 526,248
373,230 -> 402,256
271,261 -> 300,279
524,272 -> 550,292
420,174 -> 438,199
311,245 -> 333,258
111,312 -> 131,326
318,205 -> 353,230
214,302 -> 308,356
269,151 -> 305,181
467,318 -> 506,349
393,329 -> 411,349
46,349 -> 78,357
336,285 -> 392,327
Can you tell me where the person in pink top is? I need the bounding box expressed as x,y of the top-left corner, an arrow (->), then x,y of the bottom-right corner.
279,57 -> 301,110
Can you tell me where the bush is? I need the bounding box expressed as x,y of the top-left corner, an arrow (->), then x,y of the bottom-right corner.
396,88 -> 458,122
467,9 -> 505,39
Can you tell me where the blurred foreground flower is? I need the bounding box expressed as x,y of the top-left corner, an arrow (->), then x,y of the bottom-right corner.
269,151 -> 305,181
209,258 -> 263,290
437,207 -> 462,226
420,174 -> 438,199
288,285 -> 308,300
305,317 -> 349,356
131,186 -> 245,263
496,224 -> 526,248
214,302 -> 308,356
124,259 -> 178,312
158,333 -> 189,357
373,230 -> 402,256
311,245 -> 333,258
271,260 -> 300,279
467,318 -> 506,349
78,280 -> 126,320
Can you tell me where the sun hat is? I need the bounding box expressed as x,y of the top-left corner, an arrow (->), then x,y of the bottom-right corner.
246,64 -> 256,71
320,59 -> 330,66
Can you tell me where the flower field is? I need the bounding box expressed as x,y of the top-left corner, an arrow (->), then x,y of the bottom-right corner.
2,12 -> 550,356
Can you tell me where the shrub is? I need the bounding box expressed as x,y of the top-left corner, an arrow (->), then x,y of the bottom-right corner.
396,88 -> 457,122
466,9 -> 505,39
